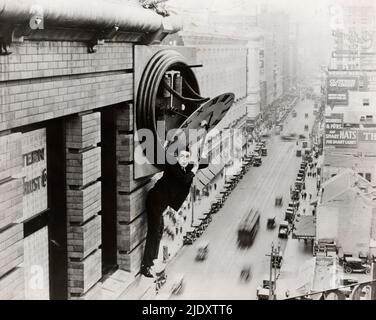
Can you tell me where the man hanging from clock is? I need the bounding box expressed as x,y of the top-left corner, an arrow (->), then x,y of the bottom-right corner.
140,121 -> 209,278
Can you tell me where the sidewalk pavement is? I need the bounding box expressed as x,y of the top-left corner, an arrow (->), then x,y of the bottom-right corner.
276,155 -> 319,299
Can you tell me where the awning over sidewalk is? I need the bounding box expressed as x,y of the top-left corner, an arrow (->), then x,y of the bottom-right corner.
293,216 -> 316,239
194,157 -> 225,190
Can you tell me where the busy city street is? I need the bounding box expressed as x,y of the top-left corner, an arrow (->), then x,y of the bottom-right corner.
1,0 -> 376,304
157,99 -> 317,299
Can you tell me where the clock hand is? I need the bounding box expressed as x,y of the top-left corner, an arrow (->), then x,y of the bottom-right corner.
207,111 -> 214,127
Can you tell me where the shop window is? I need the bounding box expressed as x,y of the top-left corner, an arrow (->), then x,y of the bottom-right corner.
365,173 -> 372,182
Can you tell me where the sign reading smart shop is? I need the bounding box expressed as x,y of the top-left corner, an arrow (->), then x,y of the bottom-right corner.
326,76 -> 358,106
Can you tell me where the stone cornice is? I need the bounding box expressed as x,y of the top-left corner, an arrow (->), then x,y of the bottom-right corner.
0,0 -> 182,51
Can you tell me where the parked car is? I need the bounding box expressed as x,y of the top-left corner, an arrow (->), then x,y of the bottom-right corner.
278,221 -> 289,238
343,257 -> 371,274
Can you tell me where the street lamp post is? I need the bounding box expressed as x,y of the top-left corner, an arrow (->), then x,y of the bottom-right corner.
269,243 -> 274,300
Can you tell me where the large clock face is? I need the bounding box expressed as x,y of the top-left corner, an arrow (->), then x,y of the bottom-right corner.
136,49 -> 235,167
136,50 -> 205,166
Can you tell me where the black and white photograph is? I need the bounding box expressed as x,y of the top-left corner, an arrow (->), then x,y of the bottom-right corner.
0,0 -> 376,303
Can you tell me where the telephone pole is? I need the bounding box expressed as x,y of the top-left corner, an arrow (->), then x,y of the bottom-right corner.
267,242 -> 281,300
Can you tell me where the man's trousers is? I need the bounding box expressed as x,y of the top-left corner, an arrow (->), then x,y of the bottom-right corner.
142,191 -> 168,267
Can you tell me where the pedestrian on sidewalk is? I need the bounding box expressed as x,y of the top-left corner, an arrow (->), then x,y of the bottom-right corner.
309,193 -> 312,200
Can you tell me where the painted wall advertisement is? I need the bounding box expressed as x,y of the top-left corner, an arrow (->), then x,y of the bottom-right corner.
325,114 -> 357,147
359,130 -> 376,142
325,114 -> 376,147
22,128 -> 48,220
326,76 -> 358,106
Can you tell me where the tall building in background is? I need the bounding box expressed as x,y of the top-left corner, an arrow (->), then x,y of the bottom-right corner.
323,0 -> 376,185
256,9 -> 290,107
330,0 -> 376,71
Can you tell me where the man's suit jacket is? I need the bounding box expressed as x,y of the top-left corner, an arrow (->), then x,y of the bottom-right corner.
150,161 -> 209,211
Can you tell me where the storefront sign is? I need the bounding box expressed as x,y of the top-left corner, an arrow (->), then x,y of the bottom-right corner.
327,77 -> 358,91
22,128 -> 48,220
325,129 -> 358,147
359,130 -> 376,142
327,76 -> 358,106
325,115 -> 357,147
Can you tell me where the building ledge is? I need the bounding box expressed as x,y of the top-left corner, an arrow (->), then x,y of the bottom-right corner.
0,0 -> 182,49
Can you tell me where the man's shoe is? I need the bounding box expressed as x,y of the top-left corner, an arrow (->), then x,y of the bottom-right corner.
140,265 -> 153,278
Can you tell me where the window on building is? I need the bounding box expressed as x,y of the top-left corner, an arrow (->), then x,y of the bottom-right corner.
363,98 -> 370,106
365,173 -> 372,182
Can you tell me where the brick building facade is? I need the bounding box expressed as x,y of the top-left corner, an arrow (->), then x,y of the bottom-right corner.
0,0 -> 260,299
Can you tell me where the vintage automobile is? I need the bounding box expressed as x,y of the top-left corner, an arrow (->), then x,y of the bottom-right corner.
253,156 -> 262,167
295,179 -> 303,191
261,147 -> 268,156
256,280 -> 276,300
196,241 -> 209,261
267,217 -> 276,229
343,257 -> 371,274
304,124 -> 309,131
281,132 -> 297,141
278,221 -> 289,238
291,189 -> 300,201
305,113 -> 309,119
240,265 -> 252,282
297,172 -> 305,182
296,149 -> 302,157
183,234 -> 194,245
275,196 -> 283,207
